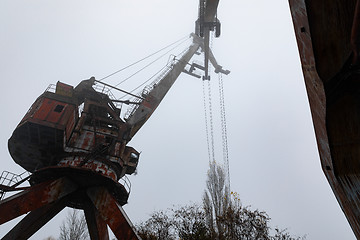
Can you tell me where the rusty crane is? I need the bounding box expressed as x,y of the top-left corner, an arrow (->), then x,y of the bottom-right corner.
0,0 -> 229,239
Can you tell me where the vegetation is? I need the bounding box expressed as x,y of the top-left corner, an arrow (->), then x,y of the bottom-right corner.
136,161 -> 306,240
58,209 -> 89,240
55,162 -> 305,240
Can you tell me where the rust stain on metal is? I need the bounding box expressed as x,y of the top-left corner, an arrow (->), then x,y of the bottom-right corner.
2,7 -> 220,236
3,78 -> 143,239
87,187 -> 140,240
289,0 -> 360,238
0,177 -> 77,224
84,201 -> 110,240
58,157 -> 118,180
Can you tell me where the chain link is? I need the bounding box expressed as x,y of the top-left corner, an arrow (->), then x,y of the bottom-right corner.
207,80 -> 216,163
202,31 -> 229,191
218,73 -> 230,190
202,80 -> 212,163
202,79 -> 216,163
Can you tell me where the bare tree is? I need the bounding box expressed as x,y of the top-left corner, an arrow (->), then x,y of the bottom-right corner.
172,204 -> 209,240
59,209 -> 89,240
136,209 -> 176,240
137,162 -> 305,240
218,194 -> 271,239
136,202 -> 304,240
203,161 -> 230,239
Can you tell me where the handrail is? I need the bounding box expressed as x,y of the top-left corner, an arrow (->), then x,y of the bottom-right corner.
119,175 -> 131,194
45,84 -> 56,93
0,171 -> 31,200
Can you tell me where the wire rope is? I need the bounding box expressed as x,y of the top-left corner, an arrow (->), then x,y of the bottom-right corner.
113,37 -> 190,88
99,34 -> 190,82
118,63 -> 169,99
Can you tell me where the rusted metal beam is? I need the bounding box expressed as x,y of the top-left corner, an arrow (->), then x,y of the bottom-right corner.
94,80 -> 145,101
84,201 -> 109,240
351,0 -> 360,64
289,0 -> 360,238
0,177 -> 77,224
87,187 -> 140,240
1,197 -> 67,240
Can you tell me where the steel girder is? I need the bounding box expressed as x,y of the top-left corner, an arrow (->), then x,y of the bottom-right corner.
0,175 -> 140,240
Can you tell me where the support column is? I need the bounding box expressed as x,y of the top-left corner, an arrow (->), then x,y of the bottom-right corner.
87,187 -> 140,240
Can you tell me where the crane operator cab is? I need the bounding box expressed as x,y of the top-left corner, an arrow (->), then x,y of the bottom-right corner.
8,78 -> 139,183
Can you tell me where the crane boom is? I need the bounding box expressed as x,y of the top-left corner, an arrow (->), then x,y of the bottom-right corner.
126,34 -> 203,138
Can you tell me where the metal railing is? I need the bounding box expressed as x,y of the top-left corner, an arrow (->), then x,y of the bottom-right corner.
93,83 -> 122,109
0,171 -> 31,200
45,82 -> 124,115
45,84 -> 56,93
119,175 -> 131,194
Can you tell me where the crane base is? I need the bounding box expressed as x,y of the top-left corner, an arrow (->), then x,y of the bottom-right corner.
0,167 -> 140,240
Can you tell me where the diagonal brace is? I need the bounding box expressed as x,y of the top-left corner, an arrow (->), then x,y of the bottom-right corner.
1,197 -> 68,240
87,187 -> 140,240
0,177 -> 77,224
83,200 -> 109,240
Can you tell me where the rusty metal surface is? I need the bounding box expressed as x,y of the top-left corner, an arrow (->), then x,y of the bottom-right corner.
58,157 -> 118,181
0,168 -> 140,239
8,94 -> 77,172
352,0 -> 360,64
87,187 -> 141,240
9,79 -> 139,178
55,81 -> 74,97
21,96 -> 77,132
2,198 -> 67,240
29,167 -> 130,206
304,0 -> 356,81
0,177 -> 77,224
289,0 -> 360,238
84,202 -> 110,240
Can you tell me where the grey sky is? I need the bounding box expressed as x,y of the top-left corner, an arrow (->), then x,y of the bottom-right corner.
0,1 -> 355,239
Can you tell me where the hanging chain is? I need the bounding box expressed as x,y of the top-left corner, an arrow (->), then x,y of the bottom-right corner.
201,31 -> 218,164
208,31 -> 216,163
210,30 -> 214,49
207,80 -> 216,163
218,73 -> 230,190
202,80 -> 212,163
202,79 -> 216,163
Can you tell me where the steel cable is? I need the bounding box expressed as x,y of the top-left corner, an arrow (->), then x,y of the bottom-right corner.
98,34 -> 189,84
113,37 -> 190,88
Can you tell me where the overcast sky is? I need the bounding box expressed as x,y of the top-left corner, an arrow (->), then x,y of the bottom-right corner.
0,1 -> 356,239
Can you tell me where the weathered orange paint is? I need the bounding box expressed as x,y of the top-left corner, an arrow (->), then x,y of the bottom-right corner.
87,187 -> 140,240
0,177 -> 77,224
